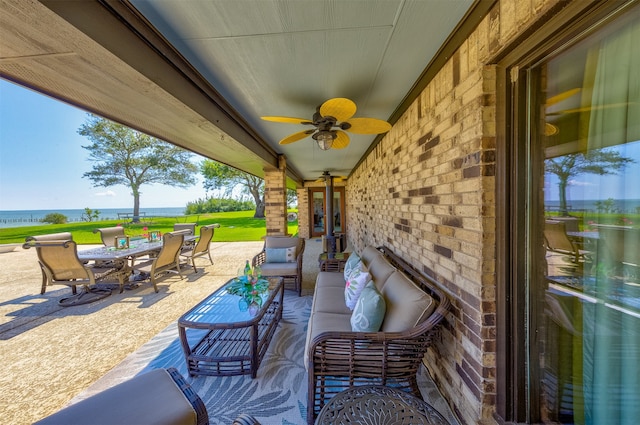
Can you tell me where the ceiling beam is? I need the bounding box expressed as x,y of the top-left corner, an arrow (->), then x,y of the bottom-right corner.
38,0 -> 304,184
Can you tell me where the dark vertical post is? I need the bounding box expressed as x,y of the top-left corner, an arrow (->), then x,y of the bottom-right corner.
324,172 -> 336,257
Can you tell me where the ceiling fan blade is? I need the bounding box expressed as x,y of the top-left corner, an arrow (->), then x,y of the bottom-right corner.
545,88 -> 581,107
345,117 -> 392,134
261,116 -> 312,125
320,98 -> 356,122
331,130 -> 350,149
279,130 -> 314,145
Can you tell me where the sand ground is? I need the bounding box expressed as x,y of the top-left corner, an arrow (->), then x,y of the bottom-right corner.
0,239 -> 321,424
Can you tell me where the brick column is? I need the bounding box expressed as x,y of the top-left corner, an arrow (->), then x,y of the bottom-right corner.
297,187 -> 309,239
263,155 -> 288,236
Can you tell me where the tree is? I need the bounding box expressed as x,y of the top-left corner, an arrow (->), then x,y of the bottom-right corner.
81,207 -> 100,222
545,148 -> 634,216
41,212 -> 67,224
201,160 -> 265,218
79,116 -> 198,221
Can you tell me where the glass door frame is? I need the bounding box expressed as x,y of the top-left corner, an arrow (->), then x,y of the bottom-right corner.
495,2 -> 630,423
309,187 -> 346,238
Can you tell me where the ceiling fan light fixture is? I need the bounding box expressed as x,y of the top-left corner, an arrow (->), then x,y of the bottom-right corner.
314,131 -> 334,150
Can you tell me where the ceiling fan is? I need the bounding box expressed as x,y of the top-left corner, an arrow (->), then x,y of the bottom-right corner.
314,171 -> 347,183
261,98 -> 392,150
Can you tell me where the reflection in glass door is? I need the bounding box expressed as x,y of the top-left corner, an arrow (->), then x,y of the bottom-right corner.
312,190 -> 325,236
310,187 -> 345,238
527,7 -> 640,424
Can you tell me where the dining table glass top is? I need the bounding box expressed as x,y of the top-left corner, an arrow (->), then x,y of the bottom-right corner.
78,235 -> 197,261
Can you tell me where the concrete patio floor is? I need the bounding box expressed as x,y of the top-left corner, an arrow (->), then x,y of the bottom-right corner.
0,239 -> 322,424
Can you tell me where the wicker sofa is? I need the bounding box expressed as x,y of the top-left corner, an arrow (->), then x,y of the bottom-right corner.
305,245 -> 451,424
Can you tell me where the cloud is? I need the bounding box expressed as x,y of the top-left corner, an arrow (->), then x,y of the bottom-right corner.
94,190 -> 116,197
568,179 -> 595,187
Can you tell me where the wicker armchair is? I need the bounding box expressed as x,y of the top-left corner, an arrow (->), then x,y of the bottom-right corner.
252,236 -> 305,296
307,246 -> 452,423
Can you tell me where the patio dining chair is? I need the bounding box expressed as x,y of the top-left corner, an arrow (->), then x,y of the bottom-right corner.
174,222 -> 197,250
544,220 -> 589,266
173,222 -> 197,234
24,233 -> 74,294
22,238 -> 127,301
133,231 -> 185,292
179,224 -> 218,273
93,226 -> 125,247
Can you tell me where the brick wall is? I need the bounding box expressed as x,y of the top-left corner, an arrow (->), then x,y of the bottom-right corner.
297,187 -> 309,239
346,1 -> 558,423
264,159 -> 288,236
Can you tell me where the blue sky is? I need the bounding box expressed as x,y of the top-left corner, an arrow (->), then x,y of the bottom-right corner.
0,79 -> 208,211
1,79 -> 638,211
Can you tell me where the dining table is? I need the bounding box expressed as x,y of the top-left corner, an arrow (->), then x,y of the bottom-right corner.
78,235 -> 197,289
78,235 -> 198,262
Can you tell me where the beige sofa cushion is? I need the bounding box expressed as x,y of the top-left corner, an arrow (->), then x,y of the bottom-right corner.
34,369 -> 197,425
304,311 -> 352,369
380,271 -> 436,332
366,254 -> 396,291
316,270 -> 349,289
312,285 -> 353,315
360,245 -> 381,265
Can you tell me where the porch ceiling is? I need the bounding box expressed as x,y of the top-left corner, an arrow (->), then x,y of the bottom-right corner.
0,0 -> 486,186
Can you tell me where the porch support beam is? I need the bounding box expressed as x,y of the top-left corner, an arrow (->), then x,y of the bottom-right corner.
264,155 -> 288,236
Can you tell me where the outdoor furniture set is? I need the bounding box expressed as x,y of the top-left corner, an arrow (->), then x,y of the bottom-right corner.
305,245 -> 451,423
28,234 -> 452,424
24,224 -> 217,302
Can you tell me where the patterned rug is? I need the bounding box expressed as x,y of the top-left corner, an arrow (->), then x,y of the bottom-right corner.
75,291 -> 459,425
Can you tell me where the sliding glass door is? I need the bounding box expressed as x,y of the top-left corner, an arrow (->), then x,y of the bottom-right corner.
309,187 -> 345,238
523,5 -> 640,423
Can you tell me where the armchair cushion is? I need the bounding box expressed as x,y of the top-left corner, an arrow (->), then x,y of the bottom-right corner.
265,246 -> 296,263
259,261 -> 299,277
350,281 -> 386,332
344,265 -> 370,310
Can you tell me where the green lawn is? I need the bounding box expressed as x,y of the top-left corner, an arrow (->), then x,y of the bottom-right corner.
0,210 -> 299,244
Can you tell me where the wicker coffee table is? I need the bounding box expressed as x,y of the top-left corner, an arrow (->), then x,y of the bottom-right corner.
315,385 -> 451,425
178,277 -> 284,378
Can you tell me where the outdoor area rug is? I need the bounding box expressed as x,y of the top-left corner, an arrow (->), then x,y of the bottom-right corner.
75,291 -> 459,425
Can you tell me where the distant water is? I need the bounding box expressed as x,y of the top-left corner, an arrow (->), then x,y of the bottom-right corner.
545,199 -> 640,213
0,207 -> 186,228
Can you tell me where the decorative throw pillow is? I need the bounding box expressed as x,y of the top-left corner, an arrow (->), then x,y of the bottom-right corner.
343,252 -> 362,281
265,246 -> 296,263
351,281 -> 386,332
344,265 -> 370,310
